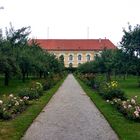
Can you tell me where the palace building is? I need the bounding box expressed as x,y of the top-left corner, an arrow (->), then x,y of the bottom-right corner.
34,39 -> 116,67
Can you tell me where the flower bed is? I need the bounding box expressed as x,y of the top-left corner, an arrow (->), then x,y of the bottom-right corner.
107,96 -> 140,121
0,94 -> 29,120
99,81 -> 126,100
77,73 -> 140,122
0,74 -> 64,120
18,82 -> 43,100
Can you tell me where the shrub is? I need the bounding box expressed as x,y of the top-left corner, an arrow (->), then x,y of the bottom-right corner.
99,88 -> 126,100
18,88 -> 39,100
99,81 -> 126,100
30,81 -> 43,96
18,82 -> 43,100
41,74 -> 62,90
42,80 -> 53,90
0,94 -> 29,120
107,96 -> 140,121
77,73 -> 96,88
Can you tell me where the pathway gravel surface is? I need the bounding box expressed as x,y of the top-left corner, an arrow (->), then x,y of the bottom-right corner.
22,74 -> 118,140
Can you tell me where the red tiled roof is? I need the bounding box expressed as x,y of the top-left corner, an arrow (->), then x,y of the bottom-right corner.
31,39 -> 116,51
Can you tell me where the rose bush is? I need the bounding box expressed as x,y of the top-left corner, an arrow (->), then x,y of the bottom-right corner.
18,82 -> 43,100
107,96 -> 140,121
0,94 -> 29,120
76,73 -> 96,88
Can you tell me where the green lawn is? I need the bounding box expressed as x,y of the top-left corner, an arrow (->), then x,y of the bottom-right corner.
76,76 -> 140,140
0,78 -> 34,97
0,76 -> 66,140
118,76 -> 140,100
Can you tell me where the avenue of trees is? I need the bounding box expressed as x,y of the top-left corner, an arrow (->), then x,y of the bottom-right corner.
0,25 -> 64,86
78,24 -> 140,83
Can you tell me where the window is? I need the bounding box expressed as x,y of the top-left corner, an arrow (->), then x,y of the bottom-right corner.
78,54 -> 82,61
69,54 -> 73,61
86,54 -> 90,61
69,63 -> 73,68
59,55 -> 64,61
78,63 -> 81,66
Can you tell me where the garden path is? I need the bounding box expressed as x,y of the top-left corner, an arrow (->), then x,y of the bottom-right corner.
22,74 -> 118,140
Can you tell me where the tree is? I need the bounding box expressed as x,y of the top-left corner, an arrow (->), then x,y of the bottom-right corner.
120,24 -> 140,57
0,25 -> 65,85
120,24 -> 140,77
0,39 -> 19,85
94,49 -> 115,81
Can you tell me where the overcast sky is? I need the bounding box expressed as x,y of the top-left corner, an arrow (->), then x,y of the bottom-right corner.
0,0 -> 140,45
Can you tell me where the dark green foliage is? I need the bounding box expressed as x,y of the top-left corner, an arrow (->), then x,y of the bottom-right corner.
18,88 -> 40,100
42,80 -> 53,90
42,74 -> 64,90
120,24 -> 140,76
77,24 -> 140,84
77,61 -> 97,74
99,88 -> 126,100
65,67 -> 77,73
0,25 -> 65,85
18,81 -> 43,100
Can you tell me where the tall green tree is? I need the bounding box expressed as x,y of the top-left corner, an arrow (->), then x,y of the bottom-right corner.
0,39 -> 19,85
120,24 -> 140,76
94,49 -> 115,81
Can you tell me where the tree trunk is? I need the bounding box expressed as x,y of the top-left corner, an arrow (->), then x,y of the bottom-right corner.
26,72 -> 29,79
106,71 -> 111,82
123,72 -> 127,80
4,72 -> 9,86
22,72 -> 26,82
43,73 -> 46,79
123,74 -> 126,80
39,71 -> 42,78
114,71 -> 117,80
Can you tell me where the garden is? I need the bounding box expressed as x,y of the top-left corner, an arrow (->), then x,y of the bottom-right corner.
0,25 -> 66,139
75,24 -> 140,140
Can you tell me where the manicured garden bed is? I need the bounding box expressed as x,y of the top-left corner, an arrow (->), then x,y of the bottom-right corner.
76,76 -> 140,140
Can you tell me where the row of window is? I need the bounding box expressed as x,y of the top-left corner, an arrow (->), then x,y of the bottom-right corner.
69,62 -> 81,67
63,54 -> 91,61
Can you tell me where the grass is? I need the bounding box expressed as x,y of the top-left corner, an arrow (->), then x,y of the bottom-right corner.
0,76 -> 66,140
0,78 -> 34,97
118,76 -> 140,99
76,76 -> 140,140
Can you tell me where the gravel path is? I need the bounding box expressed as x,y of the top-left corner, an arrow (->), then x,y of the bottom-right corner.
22,74 -> 119,140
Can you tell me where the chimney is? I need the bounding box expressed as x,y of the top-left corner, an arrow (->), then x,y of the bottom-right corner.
99,38 -> 101,43
0,29 -> 2,38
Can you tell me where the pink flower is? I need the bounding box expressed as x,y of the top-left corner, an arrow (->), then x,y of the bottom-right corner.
9,94 -> 14,98
15,101 -> 19,106
135,96 -> 138,98
134,111 -> 139,118
123,105 -> 127,109
128,105 -> 132,108
135,106 -> 140,112
122,101 -> 127,106
23,96 -> 29,100
131,98 -> 136,105
106,100 -> 110,103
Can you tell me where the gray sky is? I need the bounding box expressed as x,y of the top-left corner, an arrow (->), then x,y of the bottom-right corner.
0,0 -> 140,45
